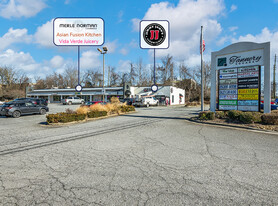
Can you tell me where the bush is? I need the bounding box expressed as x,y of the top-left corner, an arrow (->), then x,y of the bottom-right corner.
239,112 -> 259,124
215,111 -> 227,119
76,106 -> 90,114
227,110 -> 243,120
120,105 -> 135,113
47,113 -> 86,124
105,103 -> 120,114
87,111 -> 107,118
89,104 -> 107,112
261,113 -> 278,125
199,111 -> 215,120
65,108 -> 76,114
111,97 -> 120,104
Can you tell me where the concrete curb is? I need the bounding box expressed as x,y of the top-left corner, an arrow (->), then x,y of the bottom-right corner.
184,116 -> 278,135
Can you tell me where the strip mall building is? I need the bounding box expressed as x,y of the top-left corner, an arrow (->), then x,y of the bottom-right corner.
27,86 -> 185,105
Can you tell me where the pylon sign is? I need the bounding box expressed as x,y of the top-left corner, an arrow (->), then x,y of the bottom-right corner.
140,20 -> 169,49
210,42 -> 271,113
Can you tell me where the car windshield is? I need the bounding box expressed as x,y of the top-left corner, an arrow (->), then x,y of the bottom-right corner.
3,103 -> 13,106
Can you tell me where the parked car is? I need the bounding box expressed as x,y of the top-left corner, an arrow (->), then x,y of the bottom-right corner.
133,96 -> 159,107
14,98 -> 48,106
82,101 -> 107,107
61,97 -> 85,105
0,101 -> 4,105
260,101 -> 275,105
0,101 -> 49,118
260,103 -> 278,110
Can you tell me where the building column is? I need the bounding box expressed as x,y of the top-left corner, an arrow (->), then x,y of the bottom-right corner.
90,95 -> 92,101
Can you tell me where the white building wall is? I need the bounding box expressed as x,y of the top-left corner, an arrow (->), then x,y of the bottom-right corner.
170,86 -> 185,105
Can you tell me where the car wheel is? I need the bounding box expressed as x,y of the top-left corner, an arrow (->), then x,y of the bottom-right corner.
81,101 -> 85,105
68,101 -> 72,105
40,109 -> 46,115
146,103 -> 149,108
12,111 -> 21,118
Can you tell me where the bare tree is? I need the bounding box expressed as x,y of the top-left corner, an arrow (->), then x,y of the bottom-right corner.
110,67 -> 120,86
179,63 -> 192,80
63,65 -> 78,88
129,63 -> 137,85
0,66 -> 30,99
157,55 -> 175,85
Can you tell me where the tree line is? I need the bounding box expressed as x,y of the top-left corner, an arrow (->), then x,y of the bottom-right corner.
0,55 -> 212,101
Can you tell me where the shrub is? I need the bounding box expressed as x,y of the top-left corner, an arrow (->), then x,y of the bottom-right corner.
65,108 -> 76,114
76,106 -> 90,114
227,110 -> 243,120
215,111 -> 227,119
87,111 -> 107,118
120,105 -> 135,113
89,104 -> 107,112
261,113 -> 278,125
239,112 -> 258,124
46,113 -> 86,124
105,103 -> 120,114
199,111 -> 215,120
111,97 -> 120,104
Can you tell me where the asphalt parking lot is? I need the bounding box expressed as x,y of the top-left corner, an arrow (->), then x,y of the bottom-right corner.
0,105 -> 278,205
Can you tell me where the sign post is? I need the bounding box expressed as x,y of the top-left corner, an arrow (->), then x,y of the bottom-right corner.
140,20 -> 169,92
53,17 -> 104,92
211,42 -> 271,113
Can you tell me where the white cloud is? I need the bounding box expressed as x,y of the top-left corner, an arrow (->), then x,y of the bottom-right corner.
80,50 -> 101,70
34,19 -> 54,48
133,0 -> 224,67
229,26 -> 238,32
118,60 -> 131,72
0,28 -> 32,50
119,48 -> 128,55
103,40 -> 117,53
230,4 -> 237,12
232,27 -> 278,56
0,0 -> 47,19
129,39 -> 138,48
131,18 -> 140,32
0,49 -> 40,73
64,0 -> 70,5
118,10 -> 124,23
50,56 -> 64,68
0,49 -> 74,79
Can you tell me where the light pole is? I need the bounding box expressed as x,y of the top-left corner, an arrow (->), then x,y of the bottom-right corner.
97,47 -> 108,103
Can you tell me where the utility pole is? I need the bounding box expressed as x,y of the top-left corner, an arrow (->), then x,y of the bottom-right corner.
200,26 -> 204,111
108,66 -> 110,87
274,54 -> 277,99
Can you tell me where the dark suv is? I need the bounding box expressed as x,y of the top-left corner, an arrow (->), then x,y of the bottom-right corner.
14,98 -> 48,106
0,101 -> 49,118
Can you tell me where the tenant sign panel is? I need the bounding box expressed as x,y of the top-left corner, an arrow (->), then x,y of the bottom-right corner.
218,66 -> 261,112
140,20 -> 169,49
53,18 -> 104,46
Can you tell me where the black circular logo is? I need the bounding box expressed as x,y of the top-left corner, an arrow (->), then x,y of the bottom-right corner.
143,23 -> 166,46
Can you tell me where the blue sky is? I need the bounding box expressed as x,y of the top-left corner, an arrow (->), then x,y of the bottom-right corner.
0,0 -> 278,80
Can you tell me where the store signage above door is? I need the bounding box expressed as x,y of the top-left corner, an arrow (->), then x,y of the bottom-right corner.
216,49 -> 263,69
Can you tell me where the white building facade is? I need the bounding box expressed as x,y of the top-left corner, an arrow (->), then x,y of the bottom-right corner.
27,86 -> 185,105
